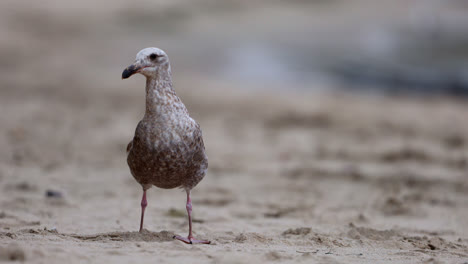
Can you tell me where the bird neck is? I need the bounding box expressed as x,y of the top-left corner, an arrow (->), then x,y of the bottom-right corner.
144,64 -> 186,119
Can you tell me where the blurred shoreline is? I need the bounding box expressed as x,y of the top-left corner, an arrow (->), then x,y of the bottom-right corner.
2,0 -> 468,96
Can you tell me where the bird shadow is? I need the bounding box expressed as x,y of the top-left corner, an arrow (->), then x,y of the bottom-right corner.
69,229 -> 175,242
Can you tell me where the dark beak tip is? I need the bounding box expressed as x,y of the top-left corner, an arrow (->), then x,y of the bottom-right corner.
121,65 -> 138,79
121,69 -> 132,79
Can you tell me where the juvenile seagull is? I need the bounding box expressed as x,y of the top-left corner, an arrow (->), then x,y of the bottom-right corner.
122,47 -> 210,244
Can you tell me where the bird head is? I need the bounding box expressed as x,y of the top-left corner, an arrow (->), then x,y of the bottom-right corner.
122,47 -> 169,79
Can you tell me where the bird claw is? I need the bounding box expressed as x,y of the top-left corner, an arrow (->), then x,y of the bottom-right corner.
173,235 -> 211,244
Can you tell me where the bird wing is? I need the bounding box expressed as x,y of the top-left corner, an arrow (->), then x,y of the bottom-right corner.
191,123 -> 207,163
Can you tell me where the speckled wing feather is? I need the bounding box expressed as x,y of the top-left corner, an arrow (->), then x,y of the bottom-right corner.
182,122 -> 208,189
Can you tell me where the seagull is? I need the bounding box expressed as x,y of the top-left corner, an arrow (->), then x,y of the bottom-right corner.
122,47 -> 210,244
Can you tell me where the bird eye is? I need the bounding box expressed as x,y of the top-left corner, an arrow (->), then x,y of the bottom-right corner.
149,53 -> 158,60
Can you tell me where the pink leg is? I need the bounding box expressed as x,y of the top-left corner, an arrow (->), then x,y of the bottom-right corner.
174,190 -> 210,244
139,190 -> 148,233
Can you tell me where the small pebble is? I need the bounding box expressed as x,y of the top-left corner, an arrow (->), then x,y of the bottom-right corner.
46,190 -> 63,198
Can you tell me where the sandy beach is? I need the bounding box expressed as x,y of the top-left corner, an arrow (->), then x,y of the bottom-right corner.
1,1 -> 468,263
1,82 -> 468,263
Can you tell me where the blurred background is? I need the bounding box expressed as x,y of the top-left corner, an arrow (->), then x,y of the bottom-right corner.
1,0 -> 467,263
2,0 -> 468,96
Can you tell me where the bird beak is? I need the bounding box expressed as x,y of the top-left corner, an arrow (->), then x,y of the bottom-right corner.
122,63 -> 141,79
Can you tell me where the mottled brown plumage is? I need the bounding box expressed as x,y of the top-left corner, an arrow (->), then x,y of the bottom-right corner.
122,47 -> 209,244
126,78 -> 208,191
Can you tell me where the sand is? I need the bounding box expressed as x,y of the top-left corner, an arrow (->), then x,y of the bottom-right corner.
1,84 -> 468,263
1,1 -> 468,263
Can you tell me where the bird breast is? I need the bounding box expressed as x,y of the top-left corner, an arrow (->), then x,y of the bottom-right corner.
127,116 -> 207,189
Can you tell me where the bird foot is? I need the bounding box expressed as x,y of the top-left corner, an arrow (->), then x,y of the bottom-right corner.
173,235 -> 211,244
